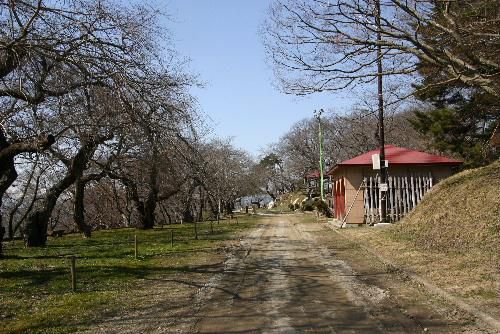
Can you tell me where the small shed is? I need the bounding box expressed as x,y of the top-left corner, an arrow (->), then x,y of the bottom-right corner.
304,170 -> 331,196
329,145 -> 462,225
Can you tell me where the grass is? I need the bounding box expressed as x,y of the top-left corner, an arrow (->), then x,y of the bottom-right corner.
390,160 -> 500,253
0,215 -> 259,334
341,226 -> 499,317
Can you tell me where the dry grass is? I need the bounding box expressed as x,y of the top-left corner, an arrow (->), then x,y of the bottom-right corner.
391,160 -> 500,253
341,160 -> 500,318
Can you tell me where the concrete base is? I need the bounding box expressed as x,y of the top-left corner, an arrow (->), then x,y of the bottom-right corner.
373,222 -> 392,228
327,219 -> 365,228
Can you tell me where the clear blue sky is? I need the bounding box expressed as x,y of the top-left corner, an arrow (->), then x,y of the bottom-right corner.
166,0 -> 352,157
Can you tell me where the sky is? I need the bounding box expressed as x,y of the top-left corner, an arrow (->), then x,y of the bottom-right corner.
165,0 -> 353,157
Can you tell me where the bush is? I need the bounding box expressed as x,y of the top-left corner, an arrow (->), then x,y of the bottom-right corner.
301,199 -> 314,211
314,199 -> 332,217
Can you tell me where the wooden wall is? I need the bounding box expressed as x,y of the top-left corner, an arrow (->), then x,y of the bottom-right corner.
331,164 -> 457,225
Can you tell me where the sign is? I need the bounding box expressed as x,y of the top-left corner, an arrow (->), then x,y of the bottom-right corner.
379,183 -> 388,192
372,154 -> 380,170
372,154 -> 389,170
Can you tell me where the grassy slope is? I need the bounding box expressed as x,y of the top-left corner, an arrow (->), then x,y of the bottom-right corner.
272,191 -> 308,212
341,160 -> 500,317
391,159 -> 500,253
0,216 -> 258,334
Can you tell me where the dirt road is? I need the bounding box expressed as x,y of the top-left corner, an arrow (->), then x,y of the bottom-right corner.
183,215 -> 477,333
190,217 -> 396,333
85,215 -> 491,333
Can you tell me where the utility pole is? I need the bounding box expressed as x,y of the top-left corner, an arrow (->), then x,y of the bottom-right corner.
375,0 -> 387,223
314,109 -> 325,201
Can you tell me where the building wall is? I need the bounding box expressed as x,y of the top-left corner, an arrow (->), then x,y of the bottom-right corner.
331,164 -> 458,225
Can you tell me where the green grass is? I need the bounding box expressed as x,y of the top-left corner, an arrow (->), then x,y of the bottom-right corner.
0,215 -> 259,334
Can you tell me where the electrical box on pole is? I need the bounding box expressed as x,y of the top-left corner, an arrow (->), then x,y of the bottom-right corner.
372,154 -> 388,170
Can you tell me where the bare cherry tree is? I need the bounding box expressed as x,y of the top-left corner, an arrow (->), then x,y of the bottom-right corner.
0,0 -> 198,251
262,0 -> 499,97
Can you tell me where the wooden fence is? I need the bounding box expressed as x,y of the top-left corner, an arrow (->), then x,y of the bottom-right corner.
363,174 -> 433,225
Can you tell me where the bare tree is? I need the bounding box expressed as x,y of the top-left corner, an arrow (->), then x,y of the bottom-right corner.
0,0 -> 201,251
262,1 -> 499,97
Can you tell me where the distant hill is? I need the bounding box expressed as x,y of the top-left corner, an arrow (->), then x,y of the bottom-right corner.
390,160 -> 500,253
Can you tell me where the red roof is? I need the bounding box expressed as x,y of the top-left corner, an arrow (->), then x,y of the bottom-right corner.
332,145 -> 462,170
305,170 -> 327,179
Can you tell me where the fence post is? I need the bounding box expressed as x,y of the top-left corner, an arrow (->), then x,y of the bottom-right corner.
171,229 -> 174,248
134,234 -> 138,259
210,219 -> 214,234
70,256 -> 76,292
194,222 -> 198,240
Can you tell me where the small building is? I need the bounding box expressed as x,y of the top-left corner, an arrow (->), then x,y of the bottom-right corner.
304,170 -> 332,198
329,145 -> 462,225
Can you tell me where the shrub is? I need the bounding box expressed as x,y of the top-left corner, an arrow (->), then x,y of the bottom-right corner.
301,199 -> 314,211
314,199 -> 332,217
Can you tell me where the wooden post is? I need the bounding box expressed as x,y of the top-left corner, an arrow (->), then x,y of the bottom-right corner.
217,213 -> 220,225
70,256 -> 76,292
419,176 -> 424,200
369,177 -> 374,224
194,222 -> 198,240
395,177 -> 400,221
171,229 -> 174,248
410,175 -> 416,209
402,177 -> 407,216
387,176 -> 395,222
363,178 -> 368,224
210,219 -> 214,234
405,176 -> 410,214
377,175 -> 381,222
134,234 -> 138,259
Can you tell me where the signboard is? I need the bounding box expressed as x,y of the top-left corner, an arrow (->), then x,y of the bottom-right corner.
372,154 -> 380,170
379,183 -> 388,192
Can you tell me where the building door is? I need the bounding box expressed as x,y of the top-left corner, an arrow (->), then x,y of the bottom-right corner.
335,178 -> 346,220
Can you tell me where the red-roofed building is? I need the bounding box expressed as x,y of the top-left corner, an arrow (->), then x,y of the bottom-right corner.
329,145 -> 462,225
304,170 -> 331,197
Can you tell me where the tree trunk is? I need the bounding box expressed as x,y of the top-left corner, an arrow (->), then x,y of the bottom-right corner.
166,210 -> 172,225
139,192 -> 157,229
138,149 -> 159,230
197,187 -> 204,222
0,132 -> 18,257
24,138 -> 102,247
73,177 -> 91,238
225,201 -> 233,215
